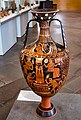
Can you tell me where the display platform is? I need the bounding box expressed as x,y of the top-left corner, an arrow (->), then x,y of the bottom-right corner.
7,90 -> 81,120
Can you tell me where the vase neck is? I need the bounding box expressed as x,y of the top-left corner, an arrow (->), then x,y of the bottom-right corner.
38,20 -> 52,42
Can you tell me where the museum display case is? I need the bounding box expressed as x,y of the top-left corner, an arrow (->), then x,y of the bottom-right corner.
0,0 -> 39,55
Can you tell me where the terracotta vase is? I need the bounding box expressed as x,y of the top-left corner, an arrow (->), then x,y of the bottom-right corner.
20,9 -> 70,118
24,0 -> 30,6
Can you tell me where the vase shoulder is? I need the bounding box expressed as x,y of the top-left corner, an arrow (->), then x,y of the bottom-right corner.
21,41 -> 57,58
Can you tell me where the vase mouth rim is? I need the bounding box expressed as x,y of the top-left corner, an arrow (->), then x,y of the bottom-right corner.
31,9 -> 59,14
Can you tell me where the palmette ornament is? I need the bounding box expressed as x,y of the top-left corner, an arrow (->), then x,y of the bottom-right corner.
20,9 -> 70,118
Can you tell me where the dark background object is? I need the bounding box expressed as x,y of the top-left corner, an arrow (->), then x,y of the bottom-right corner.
38,1 -> 45,9
38,0 -> 57,9
53,4 -> 57,10
45,0 -> 53,8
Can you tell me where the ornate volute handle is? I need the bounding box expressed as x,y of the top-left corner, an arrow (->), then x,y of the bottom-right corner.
24,19 -> 39,48
50,18 -> 67,49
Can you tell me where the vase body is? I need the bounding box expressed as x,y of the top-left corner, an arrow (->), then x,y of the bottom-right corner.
20,9 -> 70,117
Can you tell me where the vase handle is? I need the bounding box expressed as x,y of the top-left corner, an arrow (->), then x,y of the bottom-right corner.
24,19 -> 38,48
50,18 -> 67,49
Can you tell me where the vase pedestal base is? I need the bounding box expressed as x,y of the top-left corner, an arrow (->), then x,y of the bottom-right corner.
36,97 -> 56,118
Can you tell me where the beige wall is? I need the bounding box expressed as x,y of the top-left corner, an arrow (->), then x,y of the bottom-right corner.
53,0 -> 81,10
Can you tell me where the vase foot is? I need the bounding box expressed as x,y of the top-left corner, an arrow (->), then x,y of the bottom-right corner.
36,103 -> 56,118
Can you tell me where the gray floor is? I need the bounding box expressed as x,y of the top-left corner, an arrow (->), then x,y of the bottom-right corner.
0,11 -> 81,120
7,93 -> 81,120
